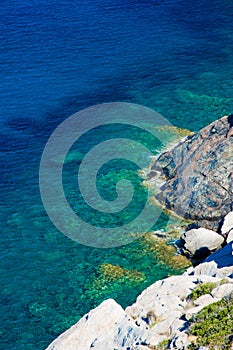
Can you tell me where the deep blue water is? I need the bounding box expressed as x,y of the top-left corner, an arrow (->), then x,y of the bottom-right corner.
1,0 -> 233,349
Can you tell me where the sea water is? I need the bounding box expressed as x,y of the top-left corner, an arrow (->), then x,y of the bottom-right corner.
1,0 -> 233,349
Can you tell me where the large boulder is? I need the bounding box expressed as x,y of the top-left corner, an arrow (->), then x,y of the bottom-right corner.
180,227 -> 224,261
45,299 -> 150,350
148,115 -> 233,230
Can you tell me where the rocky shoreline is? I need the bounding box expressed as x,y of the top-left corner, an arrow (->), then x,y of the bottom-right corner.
45,116 -> 233,350
45,243 -> 233,350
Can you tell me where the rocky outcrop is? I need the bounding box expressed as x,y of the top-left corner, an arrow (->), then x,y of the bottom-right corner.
148,115 -> 233,230
45,299 -> 150,350
45,243 -> 233,350
44,117 -> 233,350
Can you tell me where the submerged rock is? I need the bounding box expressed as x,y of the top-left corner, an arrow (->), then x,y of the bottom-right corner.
148,115 -> 233,230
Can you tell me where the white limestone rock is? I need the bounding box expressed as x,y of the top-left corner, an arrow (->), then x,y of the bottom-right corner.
45,299 -> 149,350
185,305 -> 207,321
221,211 -> 233,235
45,242 -> 233,350
185,296 -> 220,321
227,230 -> 233,243
149,311 -> 182,337
126,276 -> 197,323
185,261 -> 219,277
211,283 -> 233,299
193,294 -> 216,307
181,228 -> 224,258
169,331 -> 190,350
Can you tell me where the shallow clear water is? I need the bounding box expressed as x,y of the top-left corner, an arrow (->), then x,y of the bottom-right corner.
1,0 -> 233,349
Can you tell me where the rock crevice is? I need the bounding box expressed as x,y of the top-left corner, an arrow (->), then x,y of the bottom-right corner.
148,115 -> 233,230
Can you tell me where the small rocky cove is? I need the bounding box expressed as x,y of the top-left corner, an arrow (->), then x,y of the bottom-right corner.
45,116 -> 233,350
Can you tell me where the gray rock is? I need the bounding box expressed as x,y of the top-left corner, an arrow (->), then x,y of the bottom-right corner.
148,115 -> 233,229
180,228 -> 224,259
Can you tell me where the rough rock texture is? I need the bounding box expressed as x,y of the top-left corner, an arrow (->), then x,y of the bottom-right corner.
45,270 -> 233,350
211,283 -> 233,299
180,228 -> 224,261
148,115 -> 233,230
221,211 -> 233,235
45,243 -> 233,350
45,299 -> 150,350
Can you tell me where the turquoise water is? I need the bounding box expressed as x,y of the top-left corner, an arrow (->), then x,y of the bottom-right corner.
1,1 -> 233,349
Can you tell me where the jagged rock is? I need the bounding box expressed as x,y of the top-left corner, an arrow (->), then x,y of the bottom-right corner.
169,331 -> 190,350
193,294 -> 216,307
148,311 -> 182,336
185,296 -> 220,320
45,299 -> 149,350
148,115 -> 233,229
126,276 -> 196,324
221,211 -> 233,235
211,283 -> 233,299
188,260 -> 233,278
185,305 -> 207,321
180,228 -> 224,260
45,272 -> 233,350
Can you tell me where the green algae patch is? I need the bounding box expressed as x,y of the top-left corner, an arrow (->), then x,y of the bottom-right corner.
84,263 -> 146,300
154,124 -> 193,150
141,233 -> 191,270
188,298 -> 233,349
98,263 -> 145,283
